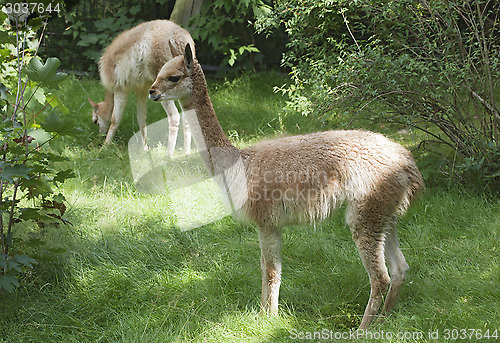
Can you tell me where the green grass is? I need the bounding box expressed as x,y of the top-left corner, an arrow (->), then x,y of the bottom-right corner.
1,73 -> 499,342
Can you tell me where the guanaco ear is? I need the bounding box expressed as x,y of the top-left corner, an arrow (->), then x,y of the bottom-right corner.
88,98 -> 98,110
184,43 -> 194,74
169,40 -> 181,57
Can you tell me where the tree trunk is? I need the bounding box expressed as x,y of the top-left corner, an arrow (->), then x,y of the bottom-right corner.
169,0 -> 203,28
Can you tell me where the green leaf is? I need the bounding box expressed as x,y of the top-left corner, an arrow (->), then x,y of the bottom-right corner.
253,2 -> 272,17
27,16 -> 44,30
53,170 -> 75,184
0,273 -> 19,293
22,176 -> 53,197
48,247 -> 67,254
25,238 -> 45,249
209,35 -> 221,49
0,164 -> 32,182
0,256 -> 7,270
238,45 -> 259,54
40,112 -> 79,136
228,49 -> 237,66
14,254 -> 37,269
24,85 -> 46,106
53,193 -> 66,203
27,128 -> 52,147
0,83 -> 10,100
77,33 -> 99,46
7,260 -> 21,272
95,18 -> 114,31
46,93 -> 69,114
19,208 -> 47,221
25,57 -> 68,89
0,30 -> 10,44
0,47 -> 10,61
129,5 -> 141,15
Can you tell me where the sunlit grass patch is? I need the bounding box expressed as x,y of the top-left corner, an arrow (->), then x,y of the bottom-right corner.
1,73 -> 499,342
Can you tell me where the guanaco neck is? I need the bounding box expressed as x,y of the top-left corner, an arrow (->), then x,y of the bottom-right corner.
178,62 -> 240,175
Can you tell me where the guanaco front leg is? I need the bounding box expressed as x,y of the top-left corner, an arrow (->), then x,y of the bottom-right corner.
136,89 -> 149,150
105,91 -> 128,145
259,227 -> 282,315
161,100 -> 180,158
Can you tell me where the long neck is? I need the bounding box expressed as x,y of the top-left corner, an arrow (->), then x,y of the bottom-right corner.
179,63 -> 239,175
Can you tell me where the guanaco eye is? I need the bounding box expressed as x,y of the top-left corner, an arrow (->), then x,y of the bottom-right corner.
168,75 -> 181,83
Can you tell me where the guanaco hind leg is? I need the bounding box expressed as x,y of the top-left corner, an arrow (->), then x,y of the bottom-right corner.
381,225 -> 409,316
347,200 -> 398,329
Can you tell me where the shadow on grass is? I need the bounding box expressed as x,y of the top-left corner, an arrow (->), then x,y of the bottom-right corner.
2,185 -> 499,342
1,192 -> 369,342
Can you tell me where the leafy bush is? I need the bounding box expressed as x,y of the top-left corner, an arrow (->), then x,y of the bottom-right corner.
0,12 -> 78,291
189,0 -> 271,69
258,0 -> 500,192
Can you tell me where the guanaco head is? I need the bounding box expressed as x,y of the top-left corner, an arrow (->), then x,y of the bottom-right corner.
88,97 -> 112,134
149,42 -> 194,102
